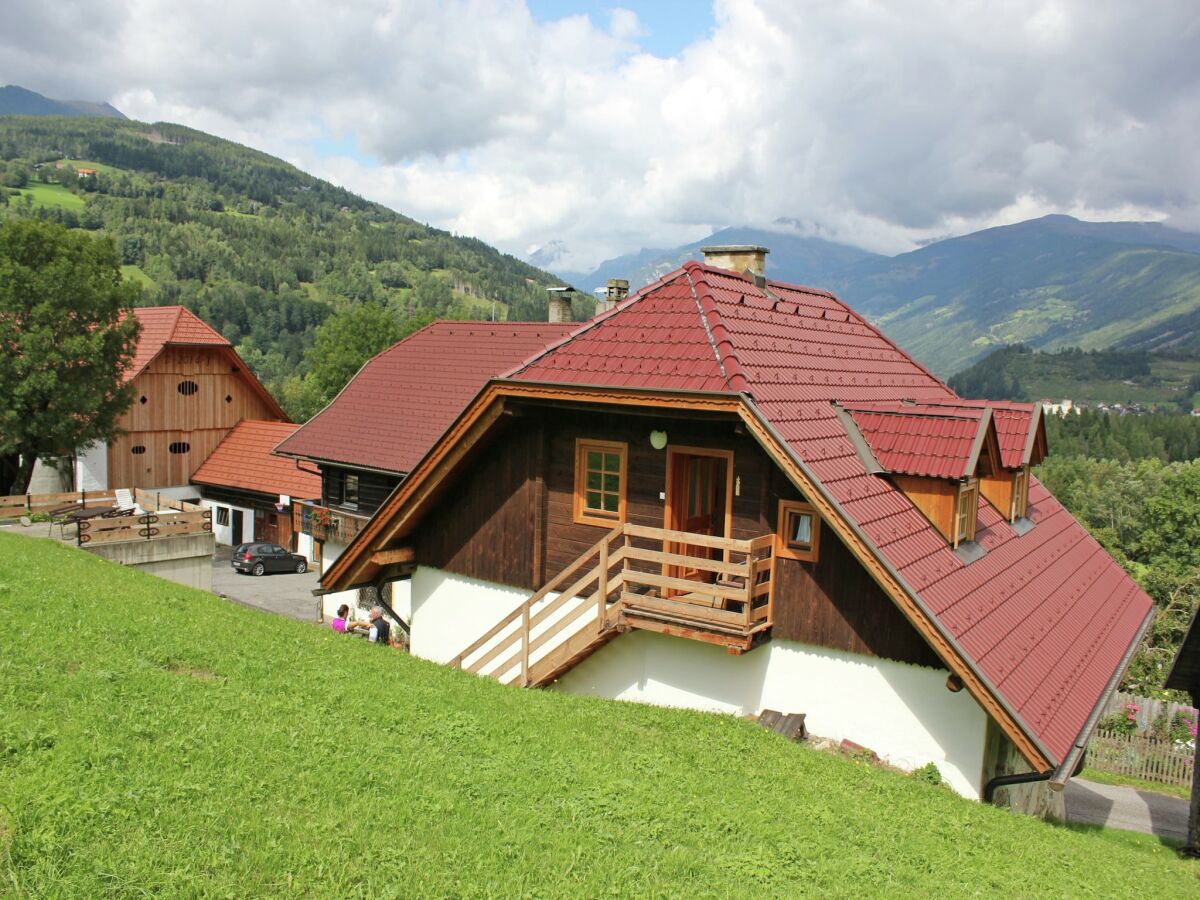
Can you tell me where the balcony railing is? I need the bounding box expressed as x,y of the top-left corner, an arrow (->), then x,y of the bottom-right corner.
296,499 -> 368,545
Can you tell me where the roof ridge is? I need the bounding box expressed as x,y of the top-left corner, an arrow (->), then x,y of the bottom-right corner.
683,262 -> 749,394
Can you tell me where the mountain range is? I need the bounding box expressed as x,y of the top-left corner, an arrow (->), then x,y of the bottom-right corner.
0,85 -> 126,119
555,216 -> 1200,376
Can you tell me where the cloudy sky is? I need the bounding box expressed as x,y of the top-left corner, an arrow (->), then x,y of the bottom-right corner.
3,1 -> 1198,270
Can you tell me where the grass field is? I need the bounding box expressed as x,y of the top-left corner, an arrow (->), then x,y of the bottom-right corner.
119,264 -> 155,288
12,182 -> 85,211
1,532 -> 1196,896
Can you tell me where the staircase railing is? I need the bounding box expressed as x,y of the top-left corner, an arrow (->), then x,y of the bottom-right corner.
448,523 -> 627,686
448,523 -> 775,687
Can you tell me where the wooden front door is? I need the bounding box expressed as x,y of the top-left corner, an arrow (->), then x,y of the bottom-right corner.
665,449 -> 731,587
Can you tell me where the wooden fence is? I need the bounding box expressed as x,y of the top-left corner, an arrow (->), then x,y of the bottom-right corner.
1088,730 -> 1195,789
1101,690 -> 1197,732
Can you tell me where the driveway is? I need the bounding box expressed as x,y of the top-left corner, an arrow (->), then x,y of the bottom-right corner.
1064,777 -> 1190,843
211,544 -> 322,623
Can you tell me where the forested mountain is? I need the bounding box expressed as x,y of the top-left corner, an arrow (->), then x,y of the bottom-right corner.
949,344 -> 1200,412
0,115 -> 574,418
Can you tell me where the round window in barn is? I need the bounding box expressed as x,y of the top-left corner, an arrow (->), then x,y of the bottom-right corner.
130,445 -> 146,455
177,380 -> 199,396
168,442 -> 191,455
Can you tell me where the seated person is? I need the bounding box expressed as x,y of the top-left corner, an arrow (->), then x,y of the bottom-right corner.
330,604 -> 370,634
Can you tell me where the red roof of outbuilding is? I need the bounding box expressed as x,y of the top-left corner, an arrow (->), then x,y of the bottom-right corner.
275,321 -> 578,474
841,403 -> 990,480
510,261 -> 1153,766
192,420 -> 321,499
125,306 -> 229,382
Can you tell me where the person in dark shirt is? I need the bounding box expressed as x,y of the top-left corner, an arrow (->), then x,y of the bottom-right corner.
368,607 -> 391,646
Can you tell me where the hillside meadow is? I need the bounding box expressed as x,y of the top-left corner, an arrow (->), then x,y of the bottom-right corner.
1,532 -> 1196,896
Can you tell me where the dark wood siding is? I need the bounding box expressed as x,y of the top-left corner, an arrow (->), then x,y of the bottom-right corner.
412,402 -> 941,669
414,422 -> 540,588
321,466 -> 400,516
767,468 -> 944,669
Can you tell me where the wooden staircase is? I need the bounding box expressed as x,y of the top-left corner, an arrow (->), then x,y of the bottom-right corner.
449,523 -> 775,688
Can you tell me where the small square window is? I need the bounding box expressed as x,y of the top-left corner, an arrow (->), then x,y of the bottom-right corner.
216,506 -> 230,527
574,439 -> 627,526
777,499 -> 820,562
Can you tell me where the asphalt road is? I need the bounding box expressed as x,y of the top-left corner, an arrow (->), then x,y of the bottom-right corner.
211,544 -> 322,622
1064,777 -> 1189,843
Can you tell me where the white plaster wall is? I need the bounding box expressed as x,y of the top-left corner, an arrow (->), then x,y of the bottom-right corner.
200,499 -> 254,546
75,442 -> 108,491
295,531 -> 315,563
407,566 -> 988,797
554,630 -> 988,798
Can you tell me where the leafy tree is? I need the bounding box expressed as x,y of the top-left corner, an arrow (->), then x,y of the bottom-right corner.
302,302 -> 401,407
0,219 -> 141,493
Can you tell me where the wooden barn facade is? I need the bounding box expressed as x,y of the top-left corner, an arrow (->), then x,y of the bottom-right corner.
74,307 -> 287,495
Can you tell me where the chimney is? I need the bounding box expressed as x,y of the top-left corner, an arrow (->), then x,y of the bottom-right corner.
700,245 -> 769,279
606,278 -> 629,304
546,285 -> 574,323
596,278 -> 630,313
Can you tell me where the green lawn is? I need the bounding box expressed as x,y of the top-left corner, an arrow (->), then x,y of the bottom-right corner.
1081,767 -> 1192,801
13,182 -> 85,211
0,532 -> 1196,896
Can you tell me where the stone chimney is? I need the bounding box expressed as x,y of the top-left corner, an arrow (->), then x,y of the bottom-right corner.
700,245 -> 769,278
547,285 -> 573,323
606,278 -> 629,304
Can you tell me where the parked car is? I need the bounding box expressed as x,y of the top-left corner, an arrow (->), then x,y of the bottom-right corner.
231,543 -> 308,576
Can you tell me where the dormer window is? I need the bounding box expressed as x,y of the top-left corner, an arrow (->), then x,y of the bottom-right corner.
1011,467 -> 1030,520
955,482 -> 979,547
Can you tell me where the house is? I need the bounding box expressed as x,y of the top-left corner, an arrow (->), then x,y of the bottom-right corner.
73,306 -> 288,498
191,420 -> 321,548
1164,608 -> 1200,851
318,247 -> 1153,807
272,320 -> 577,618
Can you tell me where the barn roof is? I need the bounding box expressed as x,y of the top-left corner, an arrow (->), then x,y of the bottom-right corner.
328,261 -> 1153,770
916,398 -> 1046,469
192,420 -> 321,500
274,321 -> 577,474
126,306 -> 229,382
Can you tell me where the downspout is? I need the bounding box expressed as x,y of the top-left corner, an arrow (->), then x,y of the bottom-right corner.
983,768 -> 1054,804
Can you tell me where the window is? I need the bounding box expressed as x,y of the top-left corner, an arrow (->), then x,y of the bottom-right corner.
216,506 -> 230,527
327,470 -> 360,510
1011,468 -> 1029,520
177,380 -> 199,396
955,483 -> 979,547
168,441 -> 190,454
573,439 -> 627,526
130,445 -> 146,455
343,474 -> 359,510
776,499 -> 820,562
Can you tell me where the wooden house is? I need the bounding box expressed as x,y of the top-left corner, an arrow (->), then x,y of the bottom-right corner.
74,306 -> 287,496
191,420 -> 321,548
273,321 -> 577,617
319,247 -> 1154,807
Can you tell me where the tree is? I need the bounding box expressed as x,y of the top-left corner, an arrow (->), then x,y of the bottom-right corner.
0,219 -> 142,494
302,302 -> 401,406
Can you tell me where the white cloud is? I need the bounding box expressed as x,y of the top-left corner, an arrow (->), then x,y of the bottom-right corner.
2,0 -> 1198,270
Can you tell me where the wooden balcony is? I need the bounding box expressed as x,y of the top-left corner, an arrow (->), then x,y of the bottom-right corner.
450,523 -> 775,688
296,500 -> 368,545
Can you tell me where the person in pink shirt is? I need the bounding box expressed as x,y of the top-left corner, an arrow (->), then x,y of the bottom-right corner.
330,604 -> 369,634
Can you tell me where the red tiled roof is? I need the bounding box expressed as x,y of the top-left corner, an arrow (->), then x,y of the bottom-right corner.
126,306 -> 229,382
192,420 -> 320,499
275,321 -> 578,473
917,398 -> 1043,469
509,260 -> 1153,766
842,403 -> 988,480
